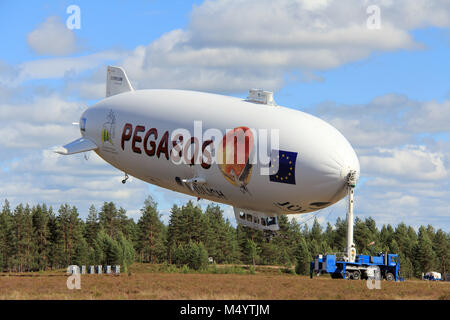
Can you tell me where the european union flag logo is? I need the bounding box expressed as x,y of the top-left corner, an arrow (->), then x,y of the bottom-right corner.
269,150 -> 297,185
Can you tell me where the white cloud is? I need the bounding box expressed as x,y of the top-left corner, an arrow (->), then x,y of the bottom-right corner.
26,16 -> 77,56
0,123 -> 74,148
360,145 -> 447,181
375,0 -> 450,29
0,94 -> 84,124
0,51 -> 125,88
17,51 -> 125,84
364,177 -> 438,190
314,94 -> 450,149
0,93 -> 86,152
326,117 -> 410,148
9,1 -> 450,94
407,100 -> 450,133
118,0 -> 449,92
388,195 -> 419,207
66,81 -> 106,100
189,2 -> 415,51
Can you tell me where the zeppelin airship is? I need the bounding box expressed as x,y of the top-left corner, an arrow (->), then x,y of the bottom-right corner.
56,66 -> 360,235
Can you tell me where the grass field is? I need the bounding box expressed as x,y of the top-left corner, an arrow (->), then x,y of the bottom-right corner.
0,264 -> 448,300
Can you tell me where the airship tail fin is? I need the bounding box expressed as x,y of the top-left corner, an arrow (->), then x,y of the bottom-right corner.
53,137 -> 98,155
106,66 -> 134,97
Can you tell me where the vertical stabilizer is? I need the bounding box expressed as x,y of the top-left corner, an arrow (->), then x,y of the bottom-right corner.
106,66 -> 134,97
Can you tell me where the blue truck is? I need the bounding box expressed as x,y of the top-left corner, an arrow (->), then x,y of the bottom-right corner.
310,253 -> 403,281
310,173 -> 404,282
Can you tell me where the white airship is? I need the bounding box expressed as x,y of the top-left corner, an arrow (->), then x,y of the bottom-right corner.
56,66 -> 360,236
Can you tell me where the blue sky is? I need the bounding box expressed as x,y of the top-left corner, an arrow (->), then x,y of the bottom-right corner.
0,0 -> 449,230
0,1 -> 199,62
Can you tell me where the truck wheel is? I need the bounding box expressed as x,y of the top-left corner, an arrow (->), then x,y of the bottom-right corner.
385,272 -> 394,281
352,270 -> 361,280
345,271 -> 351,280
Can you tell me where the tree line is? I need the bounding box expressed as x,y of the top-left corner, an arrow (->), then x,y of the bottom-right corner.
0,197 -> 448,277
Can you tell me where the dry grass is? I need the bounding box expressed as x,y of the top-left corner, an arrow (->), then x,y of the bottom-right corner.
0,265 -> 448,300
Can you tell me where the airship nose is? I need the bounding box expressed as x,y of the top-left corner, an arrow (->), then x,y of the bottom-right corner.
301,117 -> 360,208
336,137 -> 360,183
321,128 -> 360,204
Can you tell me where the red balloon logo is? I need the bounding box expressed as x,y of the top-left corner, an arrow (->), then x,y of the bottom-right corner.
217,127 -> 254,193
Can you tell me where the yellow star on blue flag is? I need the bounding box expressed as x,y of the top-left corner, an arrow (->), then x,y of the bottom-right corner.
269,150 -> 297,185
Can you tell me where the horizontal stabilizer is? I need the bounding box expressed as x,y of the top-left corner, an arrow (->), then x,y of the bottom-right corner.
54,137 -> 98,155
106,66 -> 134,97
